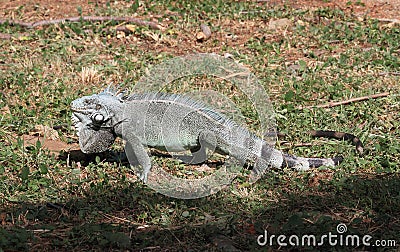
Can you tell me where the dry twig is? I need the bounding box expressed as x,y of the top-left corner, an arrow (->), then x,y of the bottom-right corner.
376,18 -> 400,24
0,16 -> 164,39
298,92 -> 390,110
0,16 -> 164,30
378,71 -> 400,76
0,33 -> 12,39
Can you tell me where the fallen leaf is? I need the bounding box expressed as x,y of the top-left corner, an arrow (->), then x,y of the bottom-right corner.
125,24 -> 136,33
1,105 -> 10,115
30,125 -> 60,140
194,164 -> 214,173
196,24 -> 211,42
268,18 -> 292,30
117,30 -> 126,39
0,213 -> 6,226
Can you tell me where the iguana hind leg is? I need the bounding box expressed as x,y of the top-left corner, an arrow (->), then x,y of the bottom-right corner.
178,145 -> 207,164
177,130 -> 217,164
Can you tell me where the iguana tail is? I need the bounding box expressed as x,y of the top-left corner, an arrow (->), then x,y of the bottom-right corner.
280,153 -> 343,170
259,129 -> 364,172
258,143 -> 343,171
251,144 -> 342,182
308,130 -> 363,156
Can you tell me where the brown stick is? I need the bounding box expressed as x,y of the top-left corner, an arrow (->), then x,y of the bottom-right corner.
299,92 -> 390,110
0,32 -> 31,40
0,16 -> 164,30
376,18 -> 400,24
0,33 -> 12,39
378,71 -> 400,76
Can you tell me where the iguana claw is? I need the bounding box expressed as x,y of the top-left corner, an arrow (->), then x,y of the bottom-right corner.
138,172 -> 148,183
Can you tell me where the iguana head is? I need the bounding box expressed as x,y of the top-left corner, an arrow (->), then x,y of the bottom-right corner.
71,87 -> 125,153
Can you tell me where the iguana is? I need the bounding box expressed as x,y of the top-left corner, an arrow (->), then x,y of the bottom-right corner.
71,87 -> 362,182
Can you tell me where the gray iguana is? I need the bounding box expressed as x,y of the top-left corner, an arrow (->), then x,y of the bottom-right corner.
71,87 -> 359,182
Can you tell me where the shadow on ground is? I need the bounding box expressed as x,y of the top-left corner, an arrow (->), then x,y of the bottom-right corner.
1,170 -> 399,251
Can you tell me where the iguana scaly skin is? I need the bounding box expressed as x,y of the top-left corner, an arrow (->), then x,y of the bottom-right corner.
71,87 -> 342,182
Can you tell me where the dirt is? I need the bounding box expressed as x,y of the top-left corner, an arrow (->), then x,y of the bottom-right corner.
1,0 -> 399,23
267,0 -> 400,20
1,0 -> 99,20
22,134 -> 79,153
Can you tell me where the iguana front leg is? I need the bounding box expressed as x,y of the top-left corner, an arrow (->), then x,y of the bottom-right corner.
123,132 -> 151,183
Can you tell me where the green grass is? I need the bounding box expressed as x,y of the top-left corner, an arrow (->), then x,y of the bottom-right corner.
0,0 -> 399,251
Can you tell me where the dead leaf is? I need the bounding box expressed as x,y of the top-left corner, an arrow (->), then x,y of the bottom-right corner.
242,222 -> 257,235
194,164 -> 214,173
1,105 -> 10,115
30,125 -> 60,140
117,30 -> 126,39
125,24 -> 136,33
268,18 -> 292,30
296,19 -> 309,27
0,213 -> 6,226
143,31 -> 161,41
308,171 -> 334,187
196,24 -> 211,42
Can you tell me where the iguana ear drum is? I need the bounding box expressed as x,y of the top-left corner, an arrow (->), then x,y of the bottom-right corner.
78,127 -> 116,153
91,113 -> 105,124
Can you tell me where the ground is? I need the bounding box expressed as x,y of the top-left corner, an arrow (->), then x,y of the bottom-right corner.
2,0 -> 400,20
0,0 -> 399,251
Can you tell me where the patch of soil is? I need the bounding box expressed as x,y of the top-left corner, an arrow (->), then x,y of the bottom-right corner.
2,0 -> 100,20
266,0 -> 400,20
1,0 -> 399,24
22,134 -> 79,153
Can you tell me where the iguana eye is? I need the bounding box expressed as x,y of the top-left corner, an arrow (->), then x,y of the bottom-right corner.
96,104 -> 102,110
91,113 -> 105,124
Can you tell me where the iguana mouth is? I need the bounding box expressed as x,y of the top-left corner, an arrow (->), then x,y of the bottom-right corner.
71,109 -> 93,126
71,107 -> 91,113
71,113 -> 83,137
71,112 -> 80,123
71,111 -> 90,132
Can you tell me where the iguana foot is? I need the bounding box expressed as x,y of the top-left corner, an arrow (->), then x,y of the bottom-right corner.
177,154 -> 206,164
138,171 -> 148,183
248,170 -> 262,184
